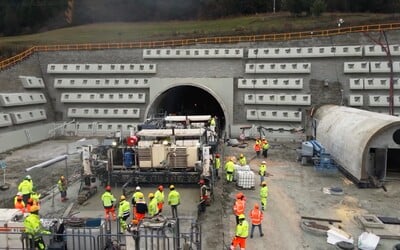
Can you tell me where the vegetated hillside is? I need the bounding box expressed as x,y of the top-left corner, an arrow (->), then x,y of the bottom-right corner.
0,12 -> 399,60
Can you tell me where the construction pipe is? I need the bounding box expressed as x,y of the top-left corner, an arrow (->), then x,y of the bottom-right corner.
25,155 -> 68,172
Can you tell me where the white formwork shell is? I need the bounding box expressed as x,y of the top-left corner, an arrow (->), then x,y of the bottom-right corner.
314,105 -> 400,184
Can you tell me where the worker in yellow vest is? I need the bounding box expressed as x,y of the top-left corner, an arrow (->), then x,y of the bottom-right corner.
230,214 -> 249,250
224,158 -> 235,183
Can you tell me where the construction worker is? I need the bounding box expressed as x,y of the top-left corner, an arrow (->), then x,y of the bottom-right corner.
101,185 -> 117,221
132,186 -> 144,218
254,140 -> 261,158
259,161 -> 267,184
23,205 -> 51,250
14,194 -> 25,213
168,185 -> 180,218
238,154 -> 247,166
249,203 -> 264,238
261,138 -> 270,158
224,158 -> 235,183
148,192 -> 159,217
57,175 -> 68,202
233,192 -> 246,225
209,116 -> 216,131
118,195 -> 131,233
198,179 -> 209,213
260,181 -> 268,211
154,185 -> 165,213
18,175 -> 33,204
214,153 -> 221,179
135,193 -> 148,223
230,214 -> 249,250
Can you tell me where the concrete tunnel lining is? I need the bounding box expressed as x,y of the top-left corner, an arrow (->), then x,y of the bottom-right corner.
144,82 -> 229,132
314,105 -> 400,184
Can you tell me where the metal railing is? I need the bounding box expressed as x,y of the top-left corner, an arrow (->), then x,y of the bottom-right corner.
0,22 -> 400,71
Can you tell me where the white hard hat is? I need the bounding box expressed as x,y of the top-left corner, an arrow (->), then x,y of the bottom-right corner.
135,186 -> 141,191
262,161 -> 266,164
26,175 -> 32,180
17,192 -> 23,196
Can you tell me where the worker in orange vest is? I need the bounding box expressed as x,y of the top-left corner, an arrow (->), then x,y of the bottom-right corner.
14,194 -> 25,213
25,198 -> 35,213
249,203 -> 264,238
254,140 -> 261,158
233,192 -> 246,225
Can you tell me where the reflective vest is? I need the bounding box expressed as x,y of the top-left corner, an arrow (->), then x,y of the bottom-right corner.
132,191 -> 144,205
15,200 -> 25,212
239,157 -> 247,166
101,191 -> 116,207
30,192 -> 41,204
235,220 -> 249,238
135,200 -> 148,214
259,164 -> 267,176
260,186 -> 269,199
262,141 -> 270,150
23,213 -> 48,235
57,179 -> 67,192
209,117 -> 216,126
155,190 -> 164,204
249,208 -> 263,225
225,161 -> 235,173
233,199 -> 245,216
148,198 -> 159,216
118,200 -> 130,217
215,158 -> 221,169
254,143 -> 261,152
168,190 -> 180,206
18,180 -> 32,195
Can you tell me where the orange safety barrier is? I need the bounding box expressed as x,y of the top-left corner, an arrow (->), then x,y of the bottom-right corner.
1,22 -> 400,71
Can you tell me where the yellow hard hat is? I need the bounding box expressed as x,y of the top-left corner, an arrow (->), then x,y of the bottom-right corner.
240,154 -> 244,158
169,185 -> 175,190
238,214 -> 245,220
30,205 -> 39,213
120,195 -> 126,200
60,176 -> 65,179
148,193 -> 155,198
138,193 -> 144,199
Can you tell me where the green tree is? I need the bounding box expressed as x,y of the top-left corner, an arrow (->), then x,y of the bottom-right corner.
310,0 -> 327,16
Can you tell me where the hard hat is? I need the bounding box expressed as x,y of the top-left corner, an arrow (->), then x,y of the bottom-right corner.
148,193 -> 155,198
135,186 -> 141,191
240,154 -> 244,158
30,205 -> 39,213
230,157 -> 235,161
60,176 -> 65,180
138,193 -> 144,199
199,179 -> 205,185
158,185 -> 164,191
28,198 -> 34,203
120,195 -> 126,200
238,214 -> 245,220
236,192 -> 243,199
215,154 -> 220,158
169,185 -> 175,190
261,181 -> 267,186
105,185 -> 111,191
25,175 -> 31,180
17,192 -> 22,196
262,161 -> 266,164
254,203 -> 259,209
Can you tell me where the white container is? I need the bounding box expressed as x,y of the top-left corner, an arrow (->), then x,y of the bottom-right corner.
236,171 -> 255,189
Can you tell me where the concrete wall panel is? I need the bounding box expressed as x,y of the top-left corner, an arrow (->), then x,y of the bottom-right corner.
143,48 -> 243,59
54,78 -> 150,88
19,76 -> 45,88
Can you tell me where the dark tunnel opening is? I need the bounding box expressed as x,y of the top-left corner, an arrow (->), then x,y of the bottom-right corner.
149,85 -> 225,129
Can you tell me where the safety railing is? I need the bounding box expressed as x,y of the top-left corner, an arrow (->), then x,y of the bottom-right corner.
1,22 -> 400,71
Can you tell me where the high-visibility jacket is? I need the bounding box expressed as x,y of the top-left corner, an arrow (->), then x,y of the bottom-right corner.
57,179 -> 67,192
168,190 -> 180,206
118,200 -> 130,217
30,192 -> 41,204
259,164 -> 267,176
23,213 -> 50,236
262,141 -> 270,150
239,157 -> 247,166
225,161 -> 235,173
235,220 -> 249,238
249,208 -> 263,225
18,180 -> 32,195
148,198 -> 159,216
233,199 -> 245,216
15,200 -> 25,212
260,186 -> 269,199
101,191 -> 116,207
155,190 -> 164,204
132,191 -> 144,205
209,117 -> 216,126
254,143 -> 261,152
215,157 -> 221,169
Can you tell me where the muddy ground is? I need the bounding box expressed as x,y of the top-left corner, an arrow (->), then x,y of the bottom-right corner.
1,137 -> 400,249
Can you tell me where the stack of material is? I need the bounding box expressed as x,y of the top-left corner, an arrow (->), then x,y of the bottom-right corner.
235,164 -> 255,189
326,226 -> 354,246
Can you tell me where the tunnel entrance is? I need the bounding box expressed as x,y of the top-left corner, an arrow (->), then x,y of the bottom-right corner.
148,85 -> 225,130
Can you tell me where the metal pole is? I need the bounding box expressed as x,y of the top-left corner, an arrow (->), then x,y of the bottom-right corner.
273,0 -> 276,13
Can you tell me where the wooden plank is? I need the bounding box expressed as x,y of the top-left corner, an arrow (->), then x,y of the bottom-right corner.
301,216 -> 342,223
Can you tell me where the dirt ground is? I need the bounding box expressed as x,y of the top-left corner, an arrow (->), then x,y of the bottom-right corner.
1,137 -> 400,250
